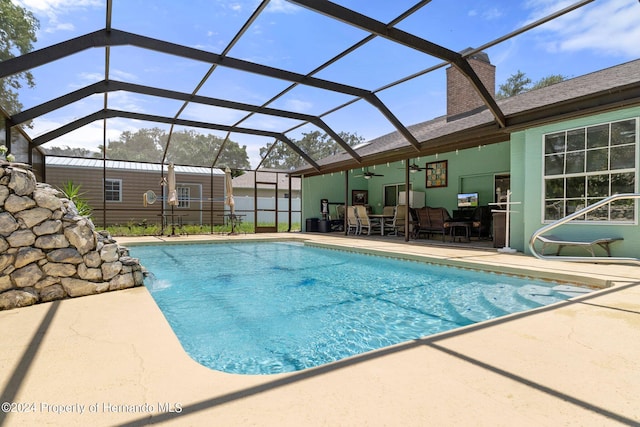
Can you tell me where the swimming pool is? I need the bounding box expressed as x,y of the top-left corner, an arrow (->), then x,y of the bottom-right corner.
131,241 -> 590,375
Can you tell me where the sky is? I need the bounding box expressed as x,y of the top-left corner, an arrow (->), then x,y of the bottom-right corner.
8,0 -> 640,168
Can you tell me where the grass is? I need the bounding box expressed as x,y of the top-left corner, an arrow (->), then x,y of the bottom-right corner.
104,221 -> 300,236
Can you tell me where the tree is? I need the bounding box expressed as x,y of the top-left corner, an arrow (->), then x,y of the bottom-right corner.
260,131 -> 364,169
496,70 -> 531,99
496,70 -> 567,99
102,127 -> 166,162
92,127 -> 250,168
531,74 -> 566,91
43,145 -> 99,158
0,0 -> 39,116
166,129 -> 250,169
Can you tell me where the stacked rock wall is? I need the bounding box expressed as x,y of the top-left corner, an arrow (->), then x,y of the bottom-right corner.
0,162 -> 144,311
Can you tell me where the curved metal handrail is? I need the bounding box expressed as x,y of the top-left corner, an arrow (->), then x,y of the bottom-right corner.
529,193 -> 640,265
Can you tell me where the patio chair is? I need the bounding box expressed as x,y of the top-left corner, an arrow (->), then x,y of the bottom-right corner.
415,207 -> 452,241
355,204 -> 378,235
470,206 -> 492,239
385,204 -> 407,236
331,204 -> 345,231
409,207 -> 420,239
382,205 -> 396,234
346,206 -> 360,235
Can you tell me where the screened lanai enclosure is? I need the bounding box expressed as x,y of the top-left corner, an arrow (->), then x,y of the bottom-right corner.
1,0 -> 636,237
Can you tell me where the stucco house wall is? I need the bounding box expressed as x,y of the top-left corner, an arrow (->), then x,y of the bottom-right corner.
513,106 -> 640,257
302,142 -> 511,223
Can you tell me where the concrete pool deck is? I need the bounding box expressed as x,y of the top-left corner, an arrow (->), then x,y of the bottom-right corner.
1,233 -> 639,426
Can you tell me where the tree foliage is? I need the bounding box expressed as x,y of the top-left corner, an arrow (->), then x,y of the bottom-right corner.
260,131 -> 364,169
47,127 -> 251,169
167,129 -> 250,169
496,70 -> 567,99
0,0 -> 39,115
44,145 -> 99,158
531,74 -> 567,91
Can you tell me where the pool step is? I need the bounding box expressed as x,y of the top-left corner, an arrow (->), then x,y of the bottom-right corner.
516,284 -> 565,306
449,285 -> 505,323
552,284 -> 592,298
482,283 -> 539,314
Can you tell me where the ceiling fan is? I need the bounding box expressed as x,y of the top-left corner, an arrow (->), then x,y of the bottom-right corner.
355,167 -> 384,179
398,162 -> 427,173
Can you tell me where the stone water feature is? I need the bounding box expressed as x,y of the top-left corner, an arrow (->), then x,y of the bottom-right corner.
0,161 -> 144,311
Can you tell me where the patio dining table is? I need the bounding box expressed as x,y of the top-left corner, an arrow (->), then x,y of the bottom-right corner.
368,214 -> 394,236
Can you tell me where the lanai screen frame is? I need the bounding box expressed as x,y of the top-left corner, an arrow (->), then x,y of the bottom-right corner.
0,0 -> 600,231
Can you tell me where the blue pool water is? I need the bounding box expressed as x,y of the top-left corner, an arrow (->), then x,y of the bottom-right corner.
130,241 -> 590,375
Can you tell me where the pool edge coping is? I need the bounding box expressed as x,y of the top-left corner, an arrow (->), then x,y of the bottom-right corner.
119,234 -> 621,289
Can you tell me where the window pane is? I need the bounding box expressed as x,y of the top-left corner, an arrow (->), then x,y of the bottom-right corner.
565,152 -> 584,174
566,199 -> 586,217
544,154 -> 564,175
545,132 -> 565,154
177,187 -> 190,208
384,186 -> 396,206
105,179 -> 121,202
586,148 -> 608,172
611,119 -> 636,146
545,200 -> 564,220
545,178 -> 564,199
587,174 -> 609,197
587,124 -> 609,148
610,145 -> 635,170
566,129 -> 585,151
585,202 -> 608,221
543,119 -> 637,222
611,172 -> 635,194
566,176 -> 585,198
610,200 -> 634,221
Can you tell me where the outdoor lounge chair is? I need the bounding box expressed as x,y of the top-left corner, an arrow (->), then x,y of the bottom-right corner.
537,234 -> 624,257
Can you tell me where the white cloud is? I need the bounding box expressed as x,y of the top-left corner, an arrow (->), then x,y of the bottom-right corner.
180,103 -> 247,124
14,0 -> 102,34
33,116 -> 136,151
77,72 -> 103,83
109,68 -> 139,82
482,8 -> 504,20
266,0 -> 299,14
468,7 -> 502,20
527,0 -> 640,57
284,98 -> 313,113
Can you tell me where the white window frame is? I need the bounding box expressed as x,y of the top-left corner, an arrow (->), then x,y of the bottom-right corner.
177,186 -> 190,208
542,117 -> 638,224
383,182 -> 412,207
105,178 -> 122,202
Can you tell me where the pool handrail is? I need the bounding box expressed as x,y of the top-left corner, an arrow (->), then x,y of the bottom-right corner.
529,193 -> 640,265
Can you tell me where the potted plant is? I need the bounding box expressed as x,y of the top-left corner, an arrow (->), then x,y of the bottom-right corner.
0,145 -> 15,162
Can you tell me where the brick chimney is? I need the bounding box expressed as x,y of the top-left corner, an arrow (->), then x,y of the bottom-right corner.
446,49 -> 495,121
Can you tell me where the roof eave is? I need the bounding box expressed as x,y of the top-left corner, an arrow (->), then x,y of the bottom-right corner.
294,81 -> 640,178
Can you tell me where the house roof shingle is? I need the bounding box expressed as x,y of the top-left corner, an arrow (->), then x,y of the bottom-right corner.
298,58 -> 640,176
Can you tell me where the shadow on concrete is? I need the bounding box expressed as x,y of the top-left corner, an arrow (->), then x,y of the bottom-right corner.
116,281 -> 640,427
0,301 -> 60,427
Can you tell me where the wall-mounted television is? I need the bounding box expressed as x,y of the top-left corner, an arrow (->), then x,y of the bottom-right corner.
457,192 -> 479,208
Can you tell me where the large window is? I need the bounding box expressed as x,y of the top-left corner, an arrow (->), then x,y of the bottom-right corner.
543,118 -> 637,222
383,183 -> 411,207
105,179 -> 122,202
